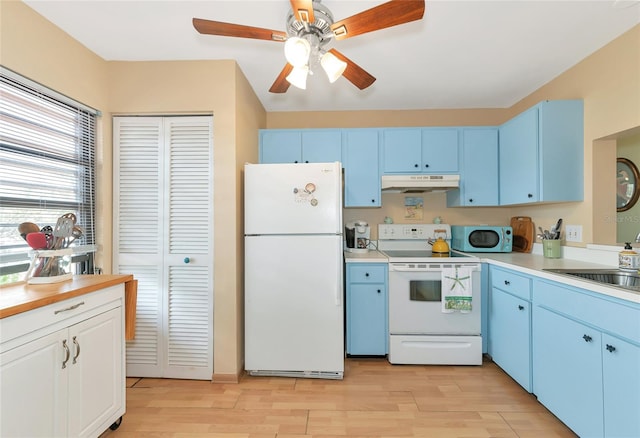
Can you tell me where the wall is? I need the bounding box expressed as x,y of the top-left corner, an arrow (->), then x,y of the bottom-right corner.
268,25 -> 640,247
0,1 -> 266,381
0,0 -> 110,264
617,132 -> 640,243
106,60 -> 263,381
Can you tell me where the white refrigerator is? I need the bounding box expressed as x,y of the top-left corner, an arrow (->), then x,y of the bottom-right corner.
244,162 -> 344,379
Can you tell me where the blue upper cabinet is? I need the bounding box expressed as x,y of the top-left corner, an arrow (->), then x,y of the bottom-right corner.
499,100 -> 584,205
343,129 -> 381,207
382,128 -> 422,172
382,128 -> 459,174
301,130 -> 342,163
447,128 -> 499,207
422,128 -> 459,172
259,129 -> 342,164
260,130 -> 302,163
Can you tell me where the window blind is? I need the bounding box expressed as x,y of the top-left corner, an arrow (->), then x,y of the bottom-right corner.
0,69 -> 97,278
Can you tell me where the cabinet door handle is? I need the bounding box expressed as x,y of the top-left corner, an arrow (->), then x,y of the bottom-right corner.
365,273 -> 369,277
54,301 -> 85,315
72,336 -> 80,364
582,334 -> 592,343
377,289 -> 381,294
414,163 -> 419,168
606,344 -> 616,353
527,193 -> 533,198
62,339 -> 70,369
518,305 -> 524,310
468,198 -> 473,203
504,280 -> 510,285
371,199 -> 376,204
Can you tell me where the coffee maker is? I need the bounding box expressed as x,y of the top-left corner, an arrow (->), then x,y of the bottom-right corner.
345,220 -> 370,253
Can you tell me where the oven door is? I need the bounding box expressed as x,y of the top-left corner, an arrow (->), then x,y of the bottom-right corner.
388,263 -> 481,335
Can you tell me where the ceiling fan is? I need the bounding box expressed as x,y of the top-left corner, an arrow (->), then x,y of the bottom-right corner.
193,0 -> 425,93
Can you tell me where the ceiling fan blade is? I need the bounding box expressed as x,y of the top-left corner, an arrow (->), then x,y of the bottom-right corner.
193,18 -> 287,42
328,49 -> 376,90
269,64 -> 294,93
331,0 -> 425,41
290,0 -> 315,23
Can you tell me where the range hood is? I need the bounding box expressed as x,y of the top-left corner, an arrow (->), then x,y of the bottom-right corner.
381,174 -> 460,193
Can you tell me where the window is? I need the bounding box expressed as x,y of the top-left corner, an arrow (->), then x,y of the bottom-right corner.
0,67 -> 97,283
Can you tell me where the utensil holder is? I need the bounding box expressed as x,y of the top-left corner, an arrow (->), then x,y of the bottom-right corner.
26,249 -> 73,284
543,240 -> 562,258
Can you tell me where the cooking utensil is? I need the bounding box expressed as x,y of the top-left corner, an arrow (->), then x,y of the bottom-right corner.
553,218 -> 562,240
18,222 -> 40,241
52,216 -> 74,249
65,225 -> 84,247
26,232 -> 48,250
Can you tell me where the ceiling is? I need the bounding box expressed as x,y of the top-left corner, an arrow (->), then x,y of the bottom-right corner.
23,0 -> 640,112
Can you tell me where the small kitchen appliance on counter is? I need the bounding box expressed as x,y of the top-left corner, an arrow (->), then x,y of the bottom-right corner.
378,223 -> 482,366
345,220 -> 370,253
451,225 -> 513,253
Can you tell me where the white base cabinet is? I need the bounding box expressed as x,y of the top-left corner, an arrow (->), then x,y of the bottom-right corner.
1,285 -> 125,438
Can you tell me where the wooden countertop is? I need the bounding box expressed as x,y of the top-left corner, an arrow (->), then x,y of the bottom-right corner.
0,274 -> 134,319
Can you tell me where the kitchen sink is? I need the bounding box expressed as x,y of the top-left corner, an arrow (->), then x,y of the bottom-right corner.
543,268 -> 640,291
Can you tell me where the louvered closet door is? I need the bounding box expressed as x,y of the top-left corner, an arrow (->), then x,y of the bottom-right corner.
113,116 -> 213,380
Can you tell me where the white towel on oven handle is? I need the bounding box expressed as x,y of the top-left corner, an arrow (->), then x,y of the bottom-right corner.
441,266 -> 473,313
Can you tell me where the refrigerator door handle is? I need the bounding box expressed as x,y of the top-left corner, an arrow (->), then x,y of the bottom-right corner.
336,248 -> 342,307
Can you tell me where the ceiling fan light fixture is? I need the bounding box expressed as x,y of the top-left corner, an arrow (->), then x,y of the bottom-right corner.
284,37 -> 311,67
320,51 -> 347,83
286,65 -> 309,89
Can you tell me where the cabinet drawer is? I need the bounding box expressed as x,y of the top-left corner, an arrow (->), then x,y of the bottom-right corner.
534,280 -> 640,342
348,265 -> 386,283
491,267 -> 531,300
0,285 -> 124,350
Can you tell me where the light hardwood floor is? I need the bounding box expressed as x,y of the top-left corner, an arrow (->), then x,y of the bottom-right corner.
101,357 -> 577,437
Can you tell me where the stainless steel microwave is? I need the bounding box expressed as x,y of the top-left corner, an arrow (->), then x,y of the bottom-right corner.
451,225 -> 513,253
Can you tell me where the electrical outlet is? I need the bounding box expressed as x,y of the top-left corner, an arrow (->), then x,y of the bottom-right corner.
566,225 -> 582,242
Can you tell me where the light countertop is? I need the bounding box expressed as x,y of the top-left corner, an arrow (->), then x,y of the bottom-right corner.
346,250 -> 640,304
343,250 -> 388,263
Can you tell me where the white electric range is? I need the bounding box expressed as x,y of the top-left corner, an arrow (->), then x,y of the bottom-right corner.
378,224 -> 483,365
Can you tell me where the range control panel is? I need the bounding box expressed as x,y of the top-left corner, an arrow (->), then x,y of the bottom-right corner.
378,224 -> 451,240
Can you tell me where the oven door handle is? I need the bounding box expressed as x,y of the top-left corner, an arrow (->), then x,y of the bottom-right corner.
390,266 -> 424,272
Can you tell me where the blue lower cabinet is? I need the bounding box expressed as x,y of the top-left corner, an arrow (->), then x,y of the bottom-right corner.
346,263 -> 388,355
488,266 -> 532,392
489,288 -> 531,392
533,306 -> 604,437
533,279 -> 640,438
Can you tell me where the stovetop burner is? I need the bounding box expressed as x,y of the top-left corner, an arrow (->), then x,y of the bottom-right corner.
382,250 -> 470,258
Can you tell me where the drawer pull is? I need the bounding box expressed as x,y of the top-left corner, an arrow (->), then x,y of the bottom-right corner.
582,334 -> 592,343
62,339 -> 70,369
606,344 -> 616,353
54,301 -> 85,315
377,289 -> 381,294
72,336 -> 80,364
365,273 -> 369,277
